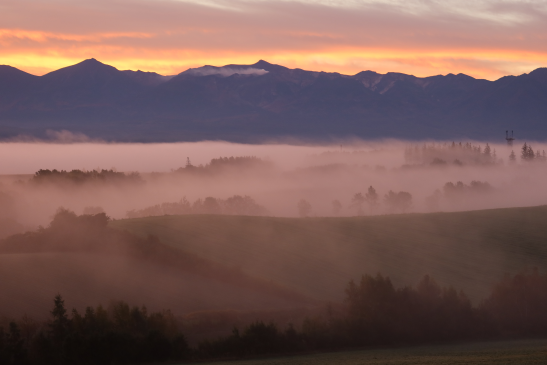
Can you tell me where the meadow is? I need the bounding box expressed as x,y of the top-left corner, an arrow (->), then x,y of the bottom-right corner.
188,338 -> 547,365
111,205 -> 547,303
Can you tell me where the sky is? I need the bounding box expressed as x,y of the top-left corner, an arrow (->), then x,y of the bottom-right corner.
0,0 -> 546,80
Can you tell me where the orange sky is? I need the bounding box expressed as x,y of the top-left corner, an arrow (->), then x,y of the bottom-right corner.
1,0 -> 546,80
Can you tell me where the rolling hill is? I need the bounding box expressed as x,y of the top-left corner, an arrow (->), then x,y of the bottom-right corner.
111,205 -> 547,303
0,59 -> 546,141
0,211 -> 311,318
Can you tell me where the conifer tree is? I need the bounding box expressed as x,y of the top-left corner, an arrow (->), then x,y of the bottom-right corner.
509,150 -> 516,163
365,186 -> 379,209
50,294 -> 69,344
483,143 -> 491,157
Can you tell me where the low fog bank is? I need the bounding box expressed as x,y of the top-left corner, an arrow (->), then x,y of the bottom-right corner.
0,140 -> 546,229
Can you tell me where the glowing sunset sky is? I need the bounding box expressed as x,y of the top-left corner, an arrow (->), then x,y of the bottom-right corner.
1,0 -> 546,79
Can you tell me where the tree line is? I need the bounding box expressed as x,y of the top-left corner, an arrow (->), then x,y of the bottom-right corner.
2,269 -> 546,364
197,269 -> 547,359
126,195 -> 268,218
0,296 -> 189,365
174,156 -> 274,174
404,142 -> 499,166
31,169 -> 143,185
298,186 -> 412,217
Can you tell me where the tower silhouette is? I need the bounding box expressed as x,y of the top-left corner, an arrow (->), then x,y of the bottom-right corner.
505,130 -> 515,146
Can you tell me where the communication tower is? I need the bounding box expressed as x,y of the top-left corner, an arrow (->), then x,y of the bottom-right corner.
505,130 -> 515,147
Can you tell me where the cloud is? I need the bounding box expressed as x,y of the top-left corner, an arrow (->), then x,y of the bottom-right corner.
0,0 -> 546,79
5,130 -> 101,144
184,66 -> 268,76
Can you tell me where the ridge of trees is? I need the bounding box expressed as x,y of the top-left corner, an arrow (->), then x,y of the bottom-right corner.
1,269 -> 546,364
197,270 -> 547,359
174,156 -> 273,174
126,195 -> 268,219
520,143 -> 547,162
31,169 -> 143,185
0,296 -> 189,364
404,142 -> 499,166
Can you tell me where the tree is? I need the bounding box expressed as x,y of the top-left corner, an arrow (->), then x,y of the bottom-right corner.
350,193 -> 365,215
49,294 -> 70,359
521,143 -> 535,161
384,191 -> 412,213
5,322 -> 27,364
483,143 -> 491,157
331,200 -> 342,216
365,186 -> 379,210
297,199 -> 311,217
202,197 -> 221,214
509,150 -> 516,163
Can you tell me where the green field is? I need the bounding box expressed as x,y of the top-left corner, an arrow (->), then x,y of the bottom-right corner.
111,205 -> 547,303
187,339 -> 547,365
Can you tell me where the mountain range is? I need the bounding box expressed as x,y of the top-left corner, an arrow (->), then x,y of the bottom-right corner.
0,58 -> 546,142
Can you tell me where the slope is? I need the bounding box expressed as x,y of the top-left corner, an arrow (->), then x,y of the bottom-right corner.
0,253 -> 303,318
111,205 -> 547,303
0,211 -> 311,318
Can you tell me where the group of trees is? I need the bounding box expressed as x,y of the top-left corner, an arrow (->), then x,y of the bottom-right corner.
0,296 -> 189,364
425,180 -> 492,211
297,186 -> 413,217
196,269 -> 547,359
443,180 -> 493,197
407,142 -> 546,165
346,186 -> 412,216
174,156 -> 273,174
126,195 -> 268,219
404,142 -> 498,166
348,186 -> 379,215
511,143 -> 547,163
31,169 -> 142,185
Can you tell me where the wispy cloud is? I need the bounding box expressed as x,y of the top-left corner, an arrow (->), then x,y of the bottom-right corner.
0,0 -> 545,79
184,66 -> 268,76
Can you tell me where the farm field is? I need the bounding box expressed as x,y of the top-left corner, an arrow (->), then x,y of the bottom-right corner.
188,338 -> 547,365
111,205 -> 547,303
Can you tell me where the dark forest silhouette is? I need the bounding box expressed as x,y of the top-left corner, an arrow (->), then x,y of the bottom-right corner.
1,270 -> 546,364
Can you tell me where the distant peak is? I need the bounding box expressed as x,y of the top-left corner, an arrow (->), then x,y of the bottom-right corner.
78,58 -> 106,65
254,60 -> 271,66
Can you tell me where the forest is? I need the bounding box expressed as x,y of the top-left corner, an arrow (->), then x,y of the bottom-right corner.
1,267 -> 545,364
0,210 -> 546,364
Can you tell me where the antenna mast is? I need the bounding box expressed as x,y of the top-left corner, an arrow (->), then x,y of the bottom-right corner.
505,130 -> 515,147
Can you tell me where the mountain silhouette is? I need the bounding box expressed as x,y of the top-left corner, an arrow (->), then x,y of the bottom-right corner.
0,59 -> 545,142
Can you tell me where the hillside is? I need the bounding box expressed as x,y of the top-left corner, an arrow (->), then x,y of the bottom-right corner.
0,253 -> 303,318
0,210 -> 311,318
111,205 -> 547,303
1,59 -> 546,141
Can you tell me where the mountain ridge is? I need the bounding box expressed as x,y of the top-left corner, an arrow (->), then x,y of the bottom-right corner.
0,59 -> 546,142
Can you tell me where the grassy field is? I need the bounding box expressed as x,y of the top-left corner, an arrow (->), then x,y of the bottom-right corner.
186,338 -> 547,365
111,205 -> 547,303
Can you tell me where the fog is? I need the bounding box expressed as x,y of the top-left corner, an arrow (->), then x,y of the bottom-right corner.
0,139 -> 545,229
184,66 -> 269,77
